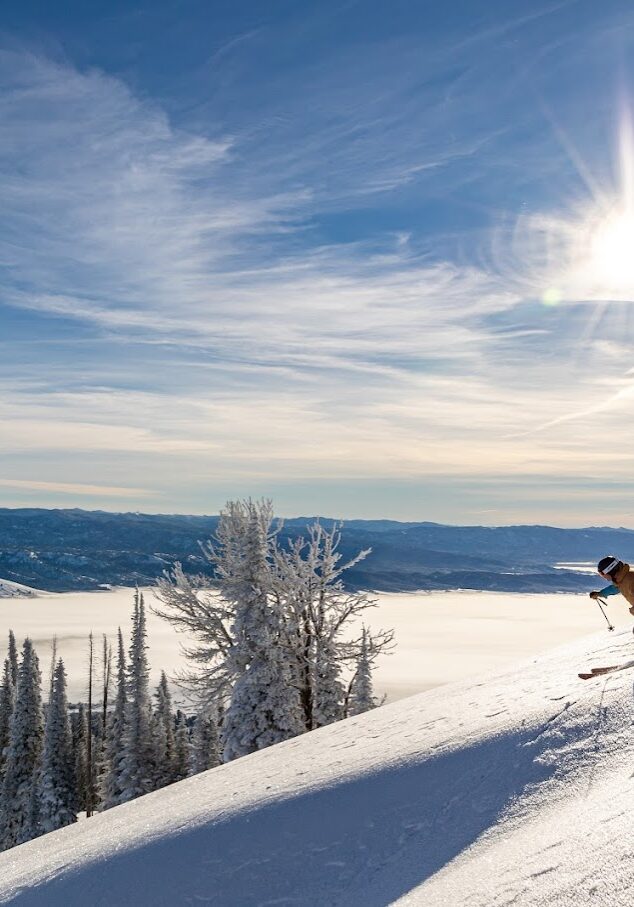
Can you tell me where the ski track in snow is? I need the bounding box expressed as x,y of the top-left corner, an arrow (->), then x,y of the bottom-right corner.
0,630 -> 633,905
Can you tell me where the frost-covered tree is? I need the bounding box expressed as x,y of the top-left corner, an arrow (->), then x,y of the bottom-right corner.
95,634 -> 113,799
0,638 -> 44,850
172,710 -> 190,782
0,632 -> 20,779
153,563 -> 234,708
100,629 -> 128,809
313,640 -> 345,727
222,642 -> 304,761
119,590 -> 155,801
0,658 -> 15,779
220,501 -> 304,761
189,711 -> 221,775
39,659 -> 76,833
346,628 -> 378,717
7,631 -> 18,690
274,522 -> 391,729
152,671 -> 176,788
155,500 -> 393,760
73,703 -> 89,814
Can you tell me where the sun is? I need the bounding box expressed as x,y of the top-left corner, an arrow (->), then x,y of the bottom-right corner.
590,208 -> 634,292
511,107 -> 634,306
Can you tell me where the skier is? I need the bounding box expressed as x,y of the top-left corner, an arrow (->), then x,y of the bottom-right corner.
589,556 -> 634,616
578,556 -> 634,679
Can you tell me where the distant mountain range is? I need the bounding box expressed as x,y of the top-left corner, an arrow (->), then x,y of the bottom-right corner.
0,507 -> 630,594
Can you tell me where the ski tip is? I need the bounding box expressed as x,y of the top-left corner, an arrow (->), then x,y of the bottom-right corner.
578,673 -> 594,680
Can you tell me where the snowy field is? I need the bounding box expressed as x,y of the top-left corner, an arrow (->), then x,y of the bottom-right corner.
1,585 -> 630,703
1,627 -> 632,906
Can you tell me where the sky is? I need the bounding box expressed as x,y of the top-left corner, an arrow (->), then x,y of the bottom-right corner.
1,0 -> 634,524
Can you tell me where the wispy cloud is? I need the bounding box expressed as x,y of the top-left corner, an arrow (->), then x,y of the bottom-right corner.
1,17 -> 633,520
0,478 -> 155,498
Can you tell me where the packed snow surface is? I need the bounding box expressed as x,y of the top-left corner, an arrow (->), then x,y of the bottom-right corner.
1,628 -> 633,905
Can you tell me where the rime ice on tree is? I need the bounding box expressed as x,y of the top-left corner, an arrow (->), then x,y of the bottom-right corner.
0,639 -> 44,850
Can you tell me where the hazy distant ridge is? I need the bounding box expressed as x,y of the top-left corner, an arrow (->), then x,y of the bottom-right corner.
0,508 -> 628,594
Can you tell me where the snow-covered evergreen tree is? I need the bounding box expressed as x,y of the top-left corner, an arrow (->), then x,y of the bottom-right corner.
39,659 -> 76,833
154,563 -> 235,708
100,629 -> 127,809
0,658 -> 15,779
172,710 -> 190,782
152,671 -> 176,788
92,634 -> 112,812
0,631 -> 19,780
312,640 -> 345,727
119,590 -> 155,801
0,638 -> 44,850
7,631 -> 18,690
73,703 -> 89,814
190,711 -> 221,775
156,501 -> 393,759
220,501 -> 304,761
279,523 -> 392,725
347,628 -> 378,716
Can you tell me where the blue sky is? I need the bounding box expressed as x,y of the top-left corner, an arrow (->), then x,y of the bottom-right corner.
2,0 -> 634,524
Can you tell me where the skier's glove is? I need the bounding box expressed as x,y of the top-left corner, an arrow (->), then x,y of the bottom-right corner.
589,591 -> 601,600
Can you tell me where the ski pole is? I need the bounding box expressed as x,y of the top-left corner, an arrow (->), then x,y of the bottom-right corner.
595,597 -> 614,631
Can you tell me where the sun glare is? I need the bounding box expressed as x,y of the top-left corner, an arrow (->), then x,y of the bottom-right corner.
509,107 -> 634,306
590,208 -> 634,291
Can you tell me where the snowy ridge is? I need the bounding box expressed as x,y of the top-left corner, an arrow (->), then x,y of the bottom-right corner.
0,630 -> 633,905
0,579 -> 41,599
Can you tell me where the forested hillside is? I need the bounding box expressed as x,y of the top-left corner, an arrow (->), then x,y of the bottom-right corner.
1,507 -> 630,592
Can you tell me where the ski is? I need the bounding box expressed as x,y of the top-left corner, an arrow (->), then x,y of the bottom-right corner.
578,659 -> 634,680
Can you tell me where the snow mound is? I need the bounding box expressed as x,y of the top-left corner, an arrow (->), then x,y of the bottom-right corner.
1,630 -> 633,906
0,579 -> 41,599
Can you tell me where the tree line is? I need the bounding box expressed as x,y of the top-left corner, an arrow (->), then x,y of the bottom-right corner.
0,499 -> 392,852
0,592 -> 219,851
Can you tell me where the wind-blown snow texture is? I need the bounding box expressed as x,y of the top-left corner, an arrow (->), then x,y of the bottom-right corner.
0,630 -> 633,905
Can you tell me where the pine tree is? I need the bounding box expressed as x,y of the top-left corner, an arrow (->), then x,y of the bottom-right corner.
0,631 -> 19,780
190,711 -> 221,775
7,631 -> 18,689
220,501 -> 304,761
0,658 -> 15,779
99,629 -> 127,809
152,671 -> 176,788
313,640 -> 345,727
222,620 -> 305,760
119,590 -> 155,801
94,634 -> 112,810
172,711 -> 190,782
0,638 -> 44,850
156,501 -> 393,757
347,628 -> 378,717
39,660 -> 76,833
73,703 -> 89,814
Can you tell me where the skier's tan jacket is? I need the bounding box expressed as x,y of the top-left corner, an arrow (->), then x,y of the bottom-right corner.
612,562 -> 634,613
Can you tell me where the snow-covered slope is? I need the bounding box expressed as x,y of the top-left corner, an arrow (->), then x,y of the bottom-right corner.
0,579 -> 40,598
1,629 -> 633,906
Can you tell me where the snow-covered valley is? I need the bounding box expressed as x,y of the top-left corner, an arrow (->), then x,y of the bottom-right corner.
0,627 -> 632,905
1,586 -> 629,702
